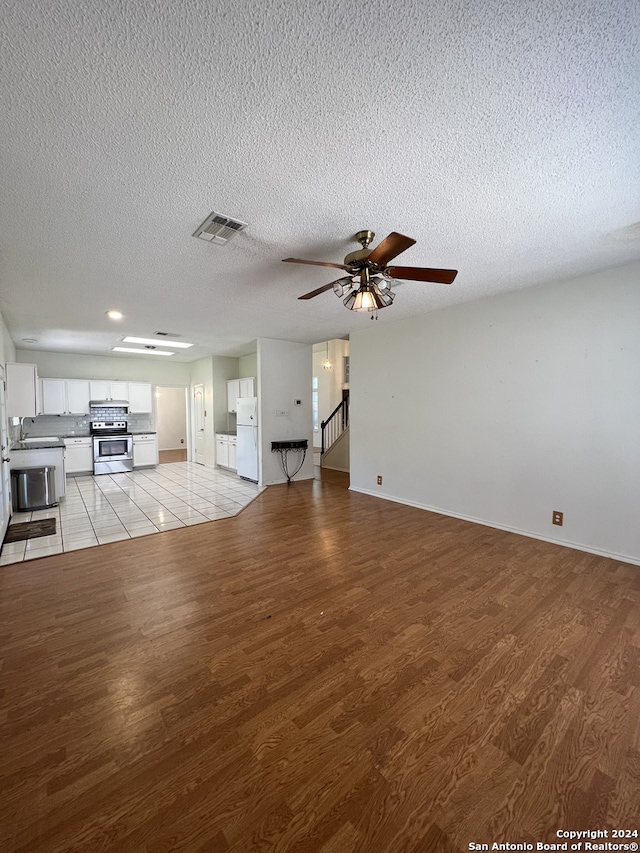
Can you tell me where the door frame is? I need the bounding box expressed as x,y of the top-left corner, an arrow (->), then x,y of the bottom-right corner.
191,383 -> 205,465
154,385 -> 190,460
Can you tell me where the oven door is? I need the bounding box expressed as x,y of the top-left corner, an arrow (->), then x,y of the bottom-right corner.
93,434 -> 133,474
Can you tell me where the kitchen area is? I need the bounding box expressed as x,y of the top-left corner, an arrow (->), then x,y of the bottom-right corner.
6,365 -> 159,508
1,361 -> 263,565
0,339 -> 314,564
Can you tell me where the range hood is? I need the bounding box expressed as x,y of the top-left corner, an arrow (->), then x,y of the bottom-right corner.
89,399 -> 130,408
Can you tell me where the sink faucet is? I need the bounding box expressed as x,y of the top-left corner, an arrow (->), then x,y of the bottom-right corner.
19,417 -> 30,441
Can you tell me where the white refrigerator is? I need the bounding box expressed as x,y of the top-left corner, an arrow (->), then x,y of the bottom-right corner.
236,396 -> 259,482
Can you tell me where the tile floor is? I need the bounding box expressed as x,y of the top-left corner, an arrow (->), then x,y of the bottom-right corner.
1,462 -> 264,566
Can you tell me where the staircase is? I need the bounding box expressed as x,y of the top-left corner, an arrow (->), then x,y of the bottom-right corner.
320,393 -> 349,471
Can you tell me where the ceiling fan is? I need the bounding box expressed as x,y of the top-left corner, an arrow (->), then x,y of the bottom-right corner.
283,230 -> 458,314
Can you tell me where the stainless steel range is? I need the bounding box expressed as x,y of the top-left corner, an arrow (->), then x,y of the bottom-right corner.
90,401 -> 133,474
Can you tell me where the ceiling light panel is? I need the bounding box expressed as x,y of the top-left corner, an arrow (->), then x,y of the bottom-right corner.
112,347 -> 174,356
122,336 -> 193,348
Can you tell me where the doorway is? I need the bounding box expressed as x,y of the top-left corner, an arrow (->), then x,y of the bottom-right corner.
155,386 -> 189,464
192,384 -> 205,465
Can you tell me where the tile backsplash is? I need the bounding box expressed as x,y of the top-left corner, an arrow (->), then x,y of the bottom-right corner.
128,413 -> 155,432
11,412 -> 154,441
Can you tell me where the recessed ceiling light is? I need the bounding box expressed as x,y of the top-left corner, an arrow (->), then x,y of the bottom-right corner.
112,347 -> 174,356
122,336 -> 193,348
106,310 -> 124,320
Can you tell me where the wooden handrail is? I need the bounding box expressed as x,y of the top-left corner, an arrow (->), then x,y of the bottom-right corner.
320,392 -> 349,454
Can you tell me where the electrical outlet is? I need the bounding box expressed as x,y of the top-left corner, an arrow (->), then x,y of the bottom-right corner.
552,510 -> 563,526
377,475 -> 382,485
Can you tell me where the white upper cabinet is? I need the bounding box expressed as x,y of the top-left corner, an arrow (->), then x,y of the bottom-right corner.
41,378 -> 91,414
38,378 -> 152,411
6,363 -> 39,418
227,377 -> 255,413
66,379 -> 91,413
89,380 -> 130,401
227,380 -> 240,413
89,380 -> 110,400
239,377 -> 255,398
110,381 -> 129,400
128,382 -> 153,413
40,378 -> 67,414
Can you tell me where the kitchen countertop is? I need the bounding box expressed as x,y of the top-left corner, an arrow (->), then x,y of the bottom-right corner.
12,431 -> 156,448
11,438 -> 66,450
216,431 -> 237,436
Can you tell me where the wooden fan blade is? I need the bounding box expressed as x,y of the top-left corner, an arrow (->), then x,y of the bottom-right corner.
366,232 -> 416,266
386,266 -> 458,284
283,258 -> 349,271
298,281 -> 338,300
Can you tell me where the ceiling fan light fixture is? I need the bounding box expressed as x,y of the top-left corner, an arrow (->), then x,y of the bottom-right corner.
344,280 -> 395,313
333,276 -> 355,298
344,285 -> 376,312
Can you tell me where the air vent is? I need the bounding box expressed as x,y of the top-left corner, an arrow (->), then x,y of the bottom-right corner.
193,211 -> 248,245
154,331 -> 180,337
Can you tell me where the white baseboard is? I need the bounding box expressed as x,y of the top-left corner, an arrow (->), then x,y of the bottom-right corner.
263,474 -> 315,486
350,486 -> 640,567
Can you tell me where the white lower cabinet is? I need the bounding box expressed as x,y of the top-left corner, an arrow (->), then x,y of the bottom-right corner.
64,437 -> 93,474
215,434 -> 237,471
216,435 -> 229,468
133,434 -> 158,468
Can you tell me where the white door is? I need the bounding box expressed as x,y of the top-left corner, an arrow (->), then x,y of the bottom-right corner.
193,384 -> 205,465
0,366 -> 12,539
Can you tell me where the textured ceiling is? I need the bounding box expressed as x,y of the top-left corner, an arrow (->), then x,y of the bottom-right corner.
1,0 -> 639,362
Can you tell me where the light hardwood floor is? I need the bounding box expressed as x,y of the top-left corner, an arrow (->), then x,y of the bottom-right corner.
158,448 -> 188,463
1,470 -> 638,852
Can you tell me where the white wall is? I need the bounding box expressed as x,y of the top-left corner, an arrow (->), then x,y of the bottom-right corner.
0,312 -> 16,364
155,386 -> 187,450
212,356 -> 239,434
350,262 -> 640,565
239,351 -> 257,378
257,338 -> 314,485
16,349 -> 190,384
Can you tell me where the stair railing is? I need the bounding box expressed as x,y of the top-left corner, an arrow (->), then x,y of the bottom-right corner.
320,392 -> 349,455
